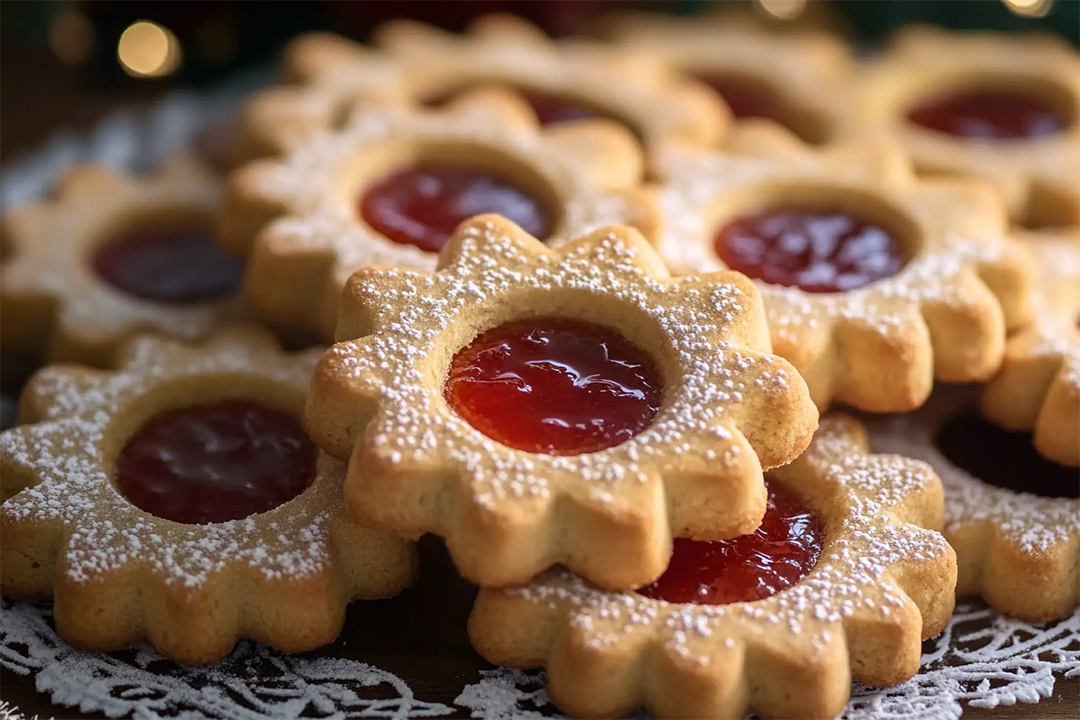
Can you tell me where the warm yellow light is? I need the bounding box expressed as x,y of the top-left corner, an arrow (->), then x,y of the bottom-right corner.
756,0 -> 808,21
1003,0 -> 1053,17
117,20 -> 182,78
49,7 -> 95,65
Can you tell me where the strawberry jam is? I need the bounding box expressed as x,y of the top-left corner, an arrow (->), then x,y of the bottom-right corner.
907,89 -> 1068,140
114,400 -> 318,524
935,412 -> 1079,498
360,165 -> 551,253
445,317 -> 663,455
92,225 -> 243,304
697,73 -> 782,122
638,479 -> 823,605
714,205 -> 905,293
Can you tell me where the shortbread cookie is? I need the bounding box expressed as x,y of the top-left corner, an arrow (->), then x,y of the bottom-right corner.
654,121 -> 1033,412
0,160 -> 246,367
837,26 -> 1080,228
305,214 -> 818,590
469,413 -> 956,720
238,13 -> 725,161
220,90 -> 655,341
982,228 -> 1080,467
603,10 -> 853,143
867,386 -> 1078,622
0,325 -> 417,665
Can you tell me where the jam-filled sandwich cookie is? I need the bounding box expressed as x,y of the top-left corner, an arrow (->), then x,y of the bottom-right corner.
868,387 -> 1078,622
469,414 -> 956,720
602,11 -> 853,144
654,122 -> 1033,412
0,326 -> 418,665
238,13 -> 724,161
838,26 -> 1080,228
305,215 -> 818,590
0,160 -> 245,367
983,229 -> 1080,467
220,89 -> 654,341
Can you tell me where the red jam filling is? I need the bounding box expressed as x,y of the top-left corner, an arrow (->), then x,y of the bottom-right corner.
114,400 -> 318,524
360,165 -> 551,253
907,89 -> 1068,140
714,205 -> 905,293
697,73 -> 783,122
91,225 -> 244,304
935,413 -> 1078,499
638,480 -> 823,605
445,317 -> 663,455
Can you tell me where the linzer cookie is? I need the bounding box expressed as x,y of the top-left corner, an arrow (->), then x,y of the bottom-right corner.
220,89 -> 654,341
602,10 -> 853,143
837,26 -> 1080,228
0,160 -> 245,367
0,326 -> 418,665
868,386 -> 1078,622
983,228 -> 1080,467
469,414 -> 956,720
654,121 -> 1033,412
305,215 -> 818,590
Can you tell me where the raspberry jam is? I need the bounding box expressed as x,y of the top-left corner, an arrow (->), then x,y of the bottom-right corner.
714,205 -> 905,293
697,73 -> 782,122
907,89 -> 1068,140
638,480 -> 823,605
445,317 -> 663,455
935,413 -> 1079,499
360,165 -> 551,253
114,400 -> 318,524
91,225 -> 244,304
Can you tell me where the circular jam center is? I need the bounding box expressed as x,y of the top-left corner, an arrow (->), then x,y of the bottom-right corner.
714,205 -> 905,293
114,400 -> 318,524
907,89 -> 1069,140
360,165 -> 552,253
638,479 -> 823,605
936,413 -> 1078,498
697,73 -> 783,122
444,317 -> 663,455
91,225 -> 244,304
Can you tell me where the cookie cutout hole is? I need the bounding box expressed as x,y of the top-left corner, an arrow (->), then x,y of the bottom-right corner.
91,222 -> 243,304
712,186 -> 915,293
906,75 -> 1075,140
444,317 -> 663,455
935,412 -> 1078,499
114,400 -> 318,524
638,478 -> 823,605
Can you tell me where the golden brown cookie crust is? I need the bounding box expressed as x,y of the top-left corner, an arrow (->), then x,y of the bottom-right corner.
0,326 -> 418,665
0,160 -> 246,367
468,414 -> 956,720
304,215 -> 818,590
654,121 -> 1033,412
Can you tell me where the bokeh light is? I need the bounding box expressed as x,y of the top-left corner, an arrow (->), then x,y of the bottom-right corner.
117,20 -> 182,78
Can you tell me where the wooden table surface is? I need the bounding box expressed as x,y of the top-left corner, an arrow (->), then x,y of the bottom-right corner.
1,29 -> 1077,720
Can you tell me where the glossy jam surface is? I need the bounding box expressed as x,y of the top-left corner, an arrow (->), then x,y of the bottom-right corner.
714,205 -> 905,293
907,89 -> 1069,140
445,318 -> 663,455
360,165 -> 551,253
697,73 -> 782,122
91,225 -> 243,304
639,480 -> 823,605
114,400 -> 318,524
935,413 -> 1079,498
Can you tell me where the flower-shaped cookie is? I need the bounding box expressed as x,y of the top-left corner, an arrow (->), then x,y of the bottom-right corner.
837,26 -> 1080,228
237,13 -> 724,161
983,228 -> 1080,467
0,326 -> 418,665
655,121 -> 1033,412
867,386 -> 1078,622
220,90 -> 655,341
468,413 -> 956,720
0,160 -> 246,367
602,10 -> 853,143
305,215 -> 818,590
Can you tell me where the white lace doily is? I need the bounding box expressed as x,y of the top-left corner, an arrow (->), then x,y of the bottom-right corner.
1,75 -> 1078,720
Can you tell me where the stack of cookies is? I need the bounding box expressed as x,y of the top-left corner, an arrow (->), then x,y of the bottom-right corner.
1,10 -> 1077,720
